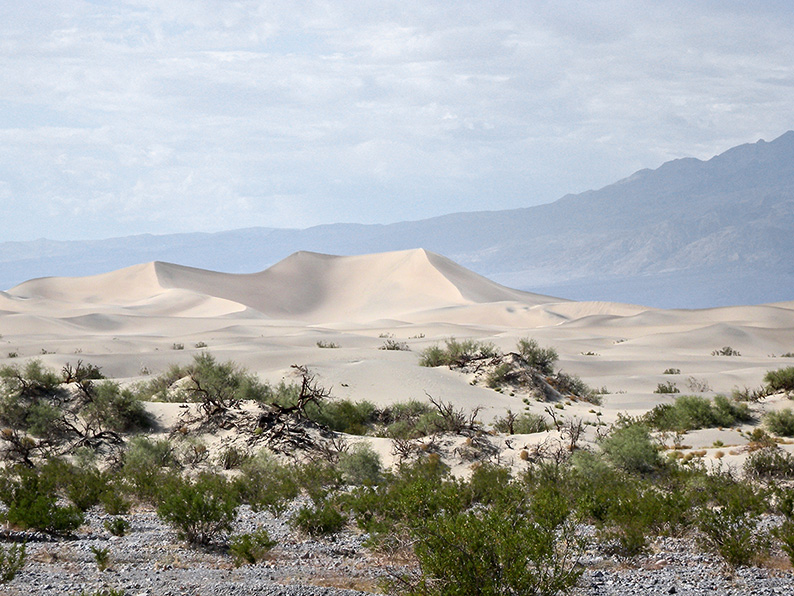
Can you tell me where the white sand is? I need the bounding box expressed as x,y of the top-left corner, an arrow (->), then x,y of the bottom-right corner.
3,248 -> 793,468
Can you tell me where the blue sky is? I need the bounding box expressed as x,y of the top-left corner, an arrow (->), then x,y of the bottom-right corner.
1,0 -> 792,241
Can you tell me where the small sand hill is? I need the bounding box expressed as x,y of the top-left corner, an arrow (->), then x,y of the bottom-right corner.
5,262 -> 246,318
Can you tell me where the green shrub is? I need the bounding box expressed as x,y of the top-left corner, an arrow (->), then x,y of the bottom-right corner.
122,437 -> 180,502
238,452 -> 299,517
744,447 -> 794,480
418,338 -> 499,367
216,445 -> 250,470
83,381 -> 152,432
697,478 -> 769,567
599,423 -> 661,474
0,543 -> 26,584
765,408 -> 794,436
380,339 -> 409,351
291,500 -> 346,536
104,517 -> 131,537
645,395 -> 752,432
309,399 -> 378,435
712,346 -> 741,356
90,545 -> 111,571
156,472 -> 240,545
553,371 -> 601,404
228,527 -> 276,567
516,338 -> 558,375
486,362 -> 514,389
662,368 -> 681,375
492,410 -> 548,434
0,465 -> 84,535
765,367 -> 794,395
654,381 -> 679,394
406,480 -> 583,596
338,443 -> 383,486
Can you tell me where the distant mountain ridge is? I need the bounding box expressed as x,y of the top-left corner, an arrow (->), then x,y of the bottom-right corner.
2,131 -> 793,308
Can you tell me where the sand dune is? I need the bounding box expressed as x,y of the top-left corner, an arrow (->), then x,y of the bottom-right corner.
1,248 -> 792,455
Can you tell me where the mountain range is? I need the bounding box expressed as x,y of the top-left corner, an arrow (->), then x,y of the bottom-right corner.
2,131 -> 792,308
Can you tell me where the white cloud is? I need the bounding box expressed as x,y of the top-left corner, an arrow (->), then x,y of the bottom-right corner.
0,1 -> 792,240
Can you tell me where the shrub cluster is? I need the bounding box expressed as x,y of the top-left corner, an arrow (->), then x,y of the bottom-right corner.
645,395 -> 752,432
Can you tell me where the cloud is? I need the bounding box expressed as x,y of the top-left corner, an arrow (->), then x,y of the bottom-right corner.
0,1 -> 792,241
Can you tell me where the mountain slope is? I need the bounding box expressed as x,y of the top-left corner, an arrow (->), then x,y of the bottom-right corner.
2,132 -> 793,308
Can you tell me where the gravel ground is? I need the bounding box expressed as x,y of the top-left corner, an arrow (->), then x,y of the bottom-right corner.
3,507 -> 794,596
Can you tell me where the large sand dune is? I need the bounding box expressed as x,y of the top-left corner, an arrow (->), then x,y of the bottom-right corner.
2,248 -> 793,459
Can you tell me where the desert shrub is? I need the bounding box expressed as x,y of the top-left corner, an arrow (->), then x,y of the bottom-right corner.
90,545 -> 110,571
697,477 -> 769,567
216,445 -> 249,470
338,443 -> 383,486
139,353 -> 270,414
712,346 -> 741,356
516,338 -> 558,375
308,399 -> 378,435
654,381 -> 679,394
316,340 -> 339,348
599,422 -> 661,474
345,456 -> 455,544
493,410 -> 548,434
294,459 -> 344,507
380,339 -> 409,351
645,395 -> 751,432
238,451 -> 299,517
291,500 -> 346,536
64,464 -> 112,512
104,517 -> 131,537
553,371 -> 601,404
418,338 -> 499,367
744,446 -> 794,480
662,368 -> 681,375
486,362 -> 514,389
0,543 -> 26,584
765,408 -> 794,436
774,520 -> 794,568
121,437 -> 180,502
685,376 -> 711,393
0,465 -> 84,535
229,527 -> 277,567
406,478 -> 583,596
765,367 -> 794,395
732,385 -> 767,402
156,472 -> 240,545
82,381 -> 152,432
381,400 -> 439,439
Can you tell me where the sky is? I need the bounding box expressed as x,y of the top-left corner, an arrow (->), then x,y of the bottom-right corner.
1,1 -> 792,242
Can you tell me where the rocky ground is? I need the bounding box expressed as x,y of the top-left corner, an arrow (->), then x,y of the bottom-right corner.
3,504 -> 794,596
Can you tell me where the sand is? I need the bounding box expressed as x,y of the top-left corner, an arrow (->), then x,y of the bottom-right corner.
2,248 -> 793,470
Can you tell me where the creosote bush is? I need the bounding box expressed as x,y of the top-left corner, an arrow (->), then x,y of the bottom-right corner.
156,472 -> 240,545
0,543 -> 26,584
645,394 -> 752,432
228,527 -> 277,567
765,366 -> 794,395
765,408 -> 794,437
419,338 -> 499,367
516,338 -> 558,375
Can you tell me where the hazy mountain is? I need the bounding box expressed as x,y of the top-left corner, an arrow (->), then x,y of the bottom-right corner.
2,131 -> 792,308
